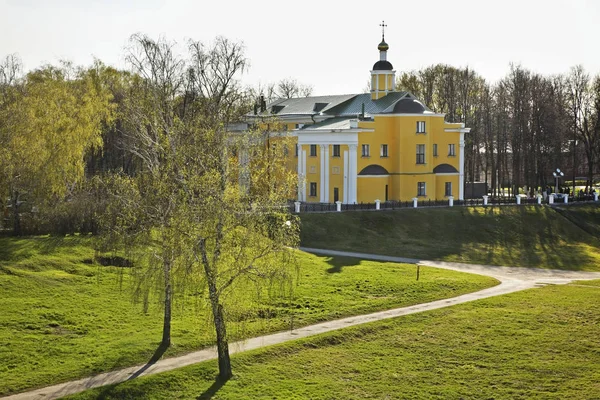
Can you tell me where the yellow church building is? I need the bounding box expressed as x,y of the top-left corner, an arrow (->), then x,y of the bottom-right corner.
247,29 -> 470,204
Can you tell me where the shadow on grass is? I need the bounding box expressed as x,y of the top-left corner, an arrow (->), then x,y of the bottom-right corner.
301,206 -> 600,271
323,256 -> 362,273
127,342 -> 169,380
87,342 -> 170,400
197,376 -> 230,399
0,234 -> 92,262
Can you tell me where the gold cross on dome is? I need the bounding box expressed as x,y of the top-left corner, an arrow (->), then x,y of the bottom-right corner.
379,21 -> 387,38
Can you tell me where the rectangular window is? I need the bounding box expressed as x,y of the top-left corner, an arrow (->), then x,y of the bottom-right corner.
445,182 -> 452,196
310,144 -> 317,157
433,144 -> 438,157
362,144 -> 370,157
310,182 -> 317,197
417,121 -> 426,133
448,144 -> 456,156
295,144 -> 299,157
332,144 -> 340,157
416,144 -> 425,164
417,182 -> 426,196
380,144 -> 388,157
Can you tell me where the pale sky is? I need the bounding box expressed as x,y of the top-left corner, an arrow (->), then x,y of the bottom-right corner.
1,0 -> 599,95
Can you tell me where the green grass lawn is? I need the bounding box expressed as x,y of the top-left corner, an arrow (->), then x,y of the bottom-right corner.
67,279 -> 600,400
301,204 -> 600,270
0,236 -> 497,395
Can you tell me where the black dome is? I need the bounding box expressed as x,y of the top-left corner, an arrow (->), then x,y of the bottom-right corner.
433,164 -> 459,173
372,60 -> 393,70
390,98 -> 427,114
358,164 -> 389,175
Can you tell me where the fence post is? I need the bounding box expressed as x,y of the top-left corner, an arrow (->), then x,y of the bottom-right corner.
516,195 -> 521,205
549,194 -> 554,204
412,198 -> 418,208
537,194 -> 542,205
335,201 -> 342,212
294,201 -> 301,213
595,193 -> 599,202
448,196 -> 454,207
564,195 -> 569,204
375,199 -> 381,210
483,195 -> 488,206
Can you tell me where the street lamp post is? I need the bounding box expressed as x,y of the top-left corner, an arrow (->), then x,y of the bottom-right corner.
553,168 -> 564,194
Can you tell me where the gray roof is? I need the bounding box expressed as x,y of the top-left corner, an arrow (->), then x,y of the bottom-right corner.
299,117 -> 354,131
248,91 -> 413,119
327,92 -> 408,116
260,94 -> 357,117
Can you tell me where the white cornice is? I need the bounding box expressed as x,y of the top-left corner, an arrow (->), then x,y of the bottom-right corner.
375,113 -> 446,117
444,128 -> 471,133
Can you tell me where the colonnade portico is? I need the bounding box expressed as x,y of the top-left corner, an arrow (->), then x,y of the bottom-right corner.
297,131 -> 359,204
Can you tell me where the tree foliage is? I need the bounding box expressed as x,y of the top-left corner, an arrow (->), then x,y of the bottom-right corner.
0,58 -> 114,233
99,34 -> 299,379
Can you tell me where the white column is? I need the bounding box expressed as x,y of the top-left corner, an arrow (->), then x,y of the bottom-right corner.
594,193 -> 599,201
294,201 -> 301,213
537,194 -> 542,205
483,195 -> 488,206
516,196 -> 521,205
375,199 -> 380,210
348,144 -> 358,204
412,197 -> 418,208
549,194 -> 554,204
319,145 -> 326,203
448,196 -> 454,207
297,146 -> 303,201
324,144 -> 330,203
343,150 -> 349,204
459,132 -> 465,200
564,195 -> 569,204
301,149 -> 307,202
336,201 -> 342,212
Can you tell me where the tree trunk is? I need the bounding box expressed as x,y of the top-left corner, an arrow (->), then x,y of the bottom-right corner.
212,301 -> 231,380
11,190 -> 21,236
162,258 -> 172,348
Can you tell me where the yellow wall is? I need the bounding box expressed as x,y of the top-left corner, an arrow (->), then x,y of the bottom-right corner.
355,115 -> 461,201
303,144 -> 320,203
357,176 -> 390,203
329,144 -> 346,202
260,105 -> 463,203
435,175 -> 459,199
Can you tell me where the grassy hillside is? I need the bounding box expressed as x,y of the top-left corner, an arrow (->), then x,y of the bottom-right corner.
68,280 -> 600,400
300,205 -> 600,270
0,236 -> 496,395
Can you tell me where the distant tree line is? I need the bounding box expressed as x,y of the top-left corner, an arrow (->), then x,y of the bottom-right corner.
397,64 -> 600,196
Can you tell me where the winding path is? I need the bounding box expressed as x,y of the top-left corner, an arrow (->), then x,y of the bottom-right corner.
5,248 -> 600,400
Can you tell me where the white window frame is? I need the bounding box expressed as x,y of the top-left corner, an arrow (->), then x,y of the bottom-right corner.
416,144 -> 425,164
416,121 -> 426,134
310,144 -> 317,157
448,143 -> 456,156
417,182 -> 426,196
361,144 -> 370,157
433,143 -> 438,157
309,182 -> 317,197
380,144 -> 388,157
332,144 -> 341,157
